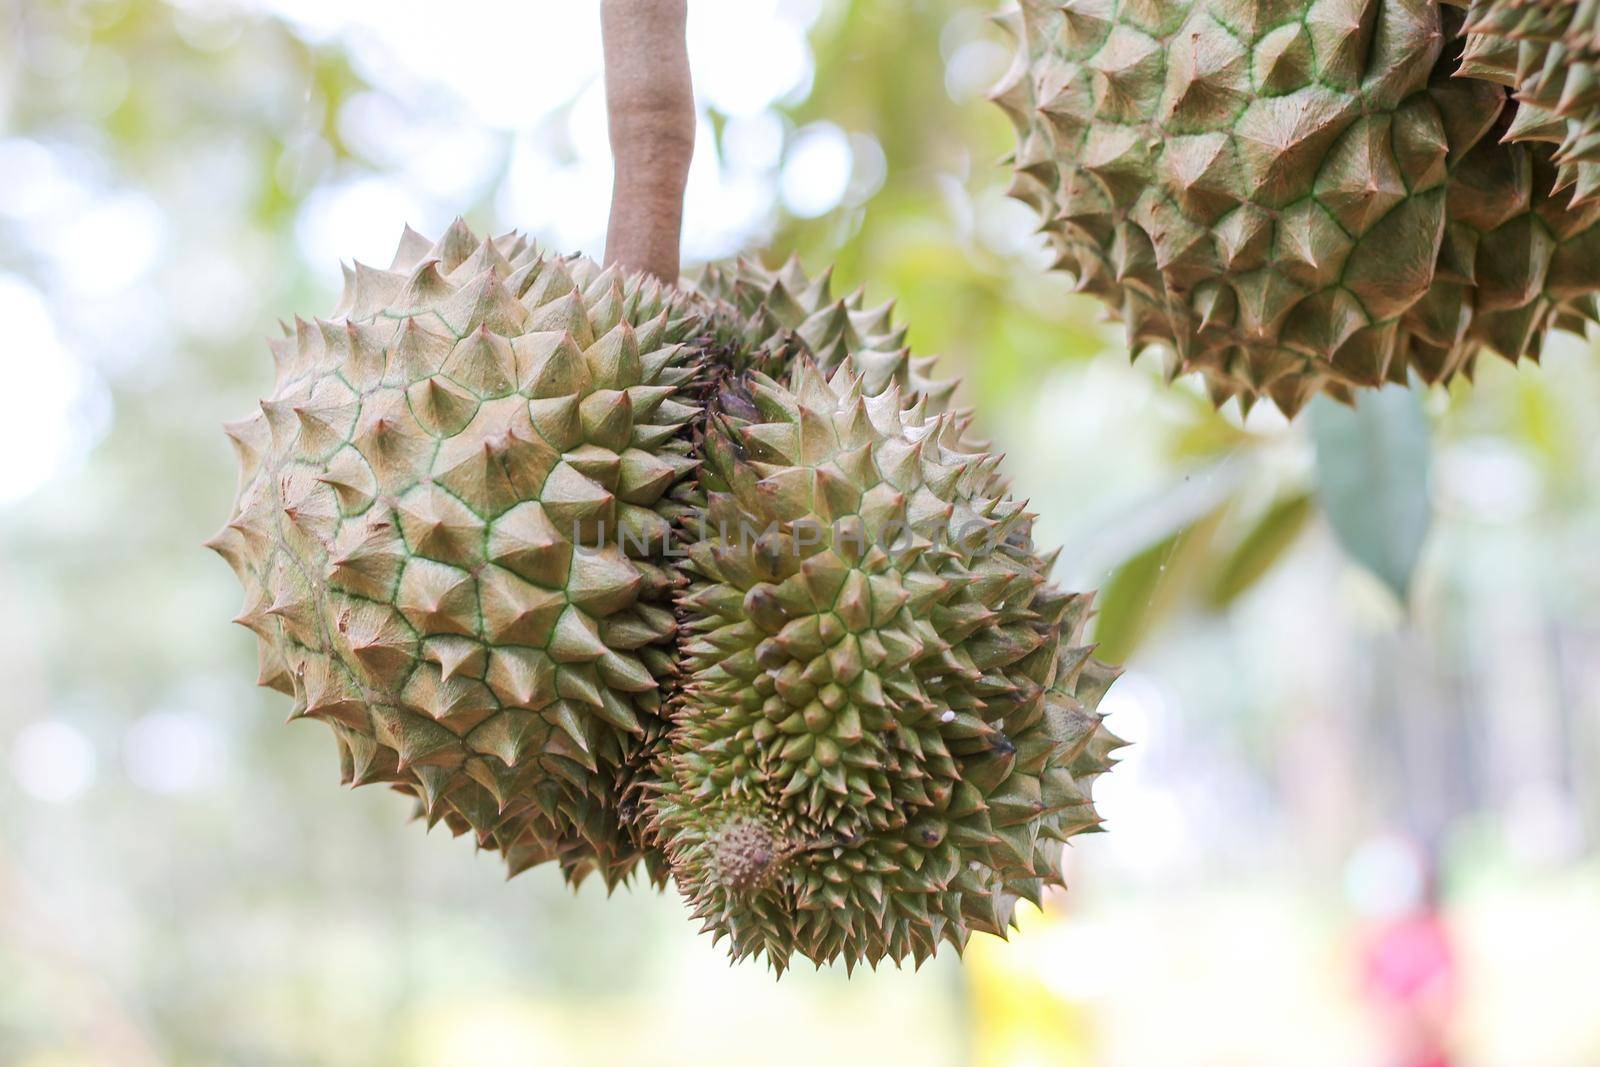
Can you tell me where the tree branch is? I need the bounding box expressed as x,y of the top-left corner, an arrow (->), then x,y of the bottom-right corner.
601,0 -> 695,285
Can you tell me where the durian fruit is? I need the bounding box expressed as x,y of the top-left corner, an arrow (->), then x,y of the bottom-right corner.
696,257 -> 958,404
992,0 -> 1600,414
1413,75 -> 1600,379
1459,0 -> 1600,206
650,356 -> 1122,972
605,258 -> 968,874
207,220 -> 703,888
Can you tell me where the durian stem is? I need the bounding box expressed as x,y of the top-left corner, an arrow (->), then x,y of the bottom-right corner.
601,0 -> 695,285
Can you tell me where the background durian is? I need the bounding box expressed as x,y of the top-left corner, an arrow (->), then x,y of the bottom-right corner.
1460,0 -> 1600,206
994,0 -> 1600,414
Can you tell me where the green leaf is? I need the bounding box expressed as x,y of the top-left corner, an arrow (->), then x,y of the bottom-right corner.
1093,507 -> 1224,663
1309,387 -> 1432,601
1205,491 -> 1314,608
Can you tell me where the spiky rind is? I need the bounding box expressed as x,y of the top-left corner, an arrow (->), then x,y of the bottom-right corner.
1459,0 -> 1600,207
651,359 -> 1122,971
209,220 -> 704,888
696,257 -> 960,408
993,0 -> 1600,414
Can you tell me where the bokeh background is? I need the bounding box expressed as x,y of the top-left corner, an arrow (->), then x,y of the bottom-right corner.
3,0 -> 1599,1064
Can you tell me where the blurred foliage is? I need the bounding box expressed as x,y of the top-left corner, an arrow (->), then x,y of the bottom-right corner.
1095,508 -> 1227,665
1206,490 -> 1315,608
1311,389 -> 1434,602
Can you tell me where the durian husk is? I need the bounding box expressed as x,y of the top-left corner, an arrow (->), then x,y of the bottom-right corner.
696,256 -> 959,405
1457,0 -> 1600,206
209,220 -> 706,889
992,0 -> 1600,414
649,352 -> 1123,972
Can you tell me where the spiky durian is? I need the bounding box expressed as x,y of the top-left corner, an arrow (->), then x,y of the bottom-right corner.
650,358 -> 1122,972
606,258 -> 968,876
993,0 -> 1600,414
207,220 -> 702,888
1459,0 -> 1600,206
696,257 -> 958,404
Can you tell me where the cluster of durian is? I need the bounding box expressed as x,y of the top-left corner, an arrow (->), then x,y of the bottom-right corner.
211,223 -> 1123,972
993,0 -> 1600,414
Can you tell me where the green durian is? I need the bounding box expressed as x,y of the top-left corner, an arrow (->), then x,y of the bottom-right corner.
650,355 -> 1122,972
604,256 -> 971,873
208,220 -> 702,888
1459,0 -> 1600,206
696,257 -> 958,404
993,0 -> 1600,414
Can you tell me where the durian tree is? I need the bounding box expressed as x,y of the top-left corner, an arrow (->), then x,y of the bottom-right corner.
208,0 -> 1123,972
